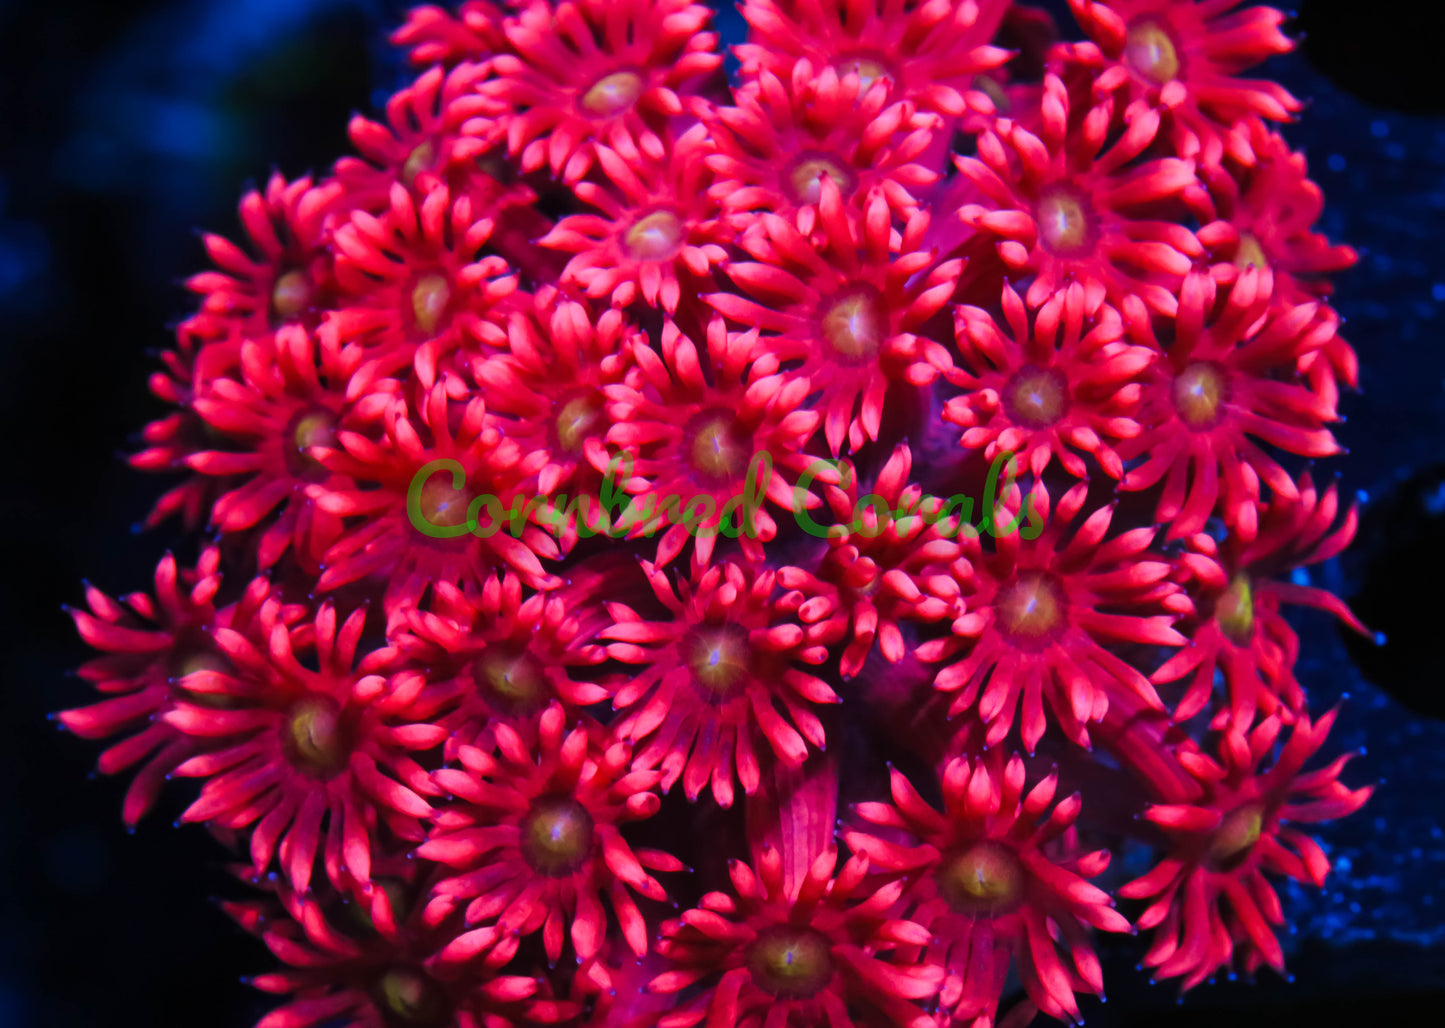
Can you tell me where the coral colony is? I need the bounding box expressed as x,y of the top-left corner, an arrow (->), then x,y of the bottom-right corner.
58,1 -> 1376,1026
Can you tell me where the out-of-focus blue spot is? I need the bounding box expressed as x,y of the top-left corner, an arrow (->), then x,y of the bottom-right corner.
1328,153 -> 1347,172
1371,119 -> 1390,138
0,220 -> 51,298
141,97 -> 227,159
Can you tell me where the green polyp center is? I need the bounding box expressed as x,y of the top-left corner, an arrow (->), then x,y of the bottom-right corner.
745,926 -> 834,999
411,272 -> 452,337
1036,187 -> 1093,256
1124,20 -> 1180,85
836,54 -> 890,92
624,208 -> 685,261
272,269 -> 312,320
378,967 -> 444,1024
785,152 -> 854,206
819,287 -> 887,364
681,625 -> 751,697
474,646 -> 547,714
554,392 -> 606,454
1216,573 -> 1255,646
519,795 -> 595,875
996,573 -> 1066,644
580,70 -> 644,118
938,839 -> 1026,916
287,408 -> 339,477
1172,361 -> 1229,430
1235,232 -> 1268,271
285,696 -> 350,777
416,471 -> 472,529
402,140 -> 437,186
1208,804 -> 1265,872
1004,365 -> 1069,428
685,409 -> 752,484
348,878 -> 413,936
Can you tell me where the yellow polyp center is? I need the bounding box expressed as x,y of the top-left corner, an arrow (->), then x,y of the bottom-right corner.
1172,361 -> 1230,430
378,967 -> 444,1023
287,408 -> 339,477
624,208 -> 686,261
402,140 -> 438,186
170,648 -> 243,709
685,409 -> 751,484
996,573 -> 1066,644
1036,188 -> 1093,256
1004,365 -> 1069,428
977,75 -> 1010,113
416,473 -> 472,529
1208,804 -> 1265,872
520,796 -> 596,876
285,696 -> 350,777
1124,21 -> 1180,85
271,269 -> 312,320
938,840 -> 1026,916
836,54 -> 891,92
1235,232 -> 1268,271
580,70 -> 645,118
681,625 -> 751,698
1215,573 -> 1255,646
785,152 -> 854,206
474,647 -> 548,714
819,288 -> 887,365
554,392 -> 605,454
411,273 -> 452,337
745,926 -> 834,999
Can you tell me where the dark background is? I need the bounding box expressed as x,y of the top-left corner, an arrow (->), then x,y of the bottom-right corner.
1,0 -> 1443,1024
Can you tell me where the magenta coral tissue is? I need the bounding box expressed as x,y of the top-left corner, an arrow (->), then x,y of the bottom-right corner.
59,2 -> 1377,1026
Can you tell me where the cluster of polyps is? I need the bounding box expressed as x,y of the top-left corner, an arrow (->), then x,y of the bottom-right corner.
60,2 -> 1373,1026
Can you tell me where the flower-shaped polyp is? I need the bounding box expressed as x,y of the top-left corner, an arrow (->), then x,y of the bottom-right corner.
335,61 -> 504,211
603,560 -> 837,808
701,63 -> 943,235
541,123 -> 729,312
59,548 -> 252,826
917,481 -> 1186,752
472,287 -> 639,507
782,443 -> 965,677
165,600 -> 447,895
230,867 -> 572,1028
1153,474 -> 1369,727
1121,710 -> 1372,989
954,75 -> 1202,316
603,314 -> 827,566
182,171 -> 340,346
709,185 -> 962,454
326,181 -> 517,391
395,573 -> 614,753
475,0 -> 723,183
392,1 -> 508,68
845,752 -> 1133,1026
945,281 -> 1154,480
184,324 -> 370,572
734,0 -> 1012,118
1067,0 -> 1299,167
652,847 -> 942,1028
309,378 -> 561,623
1189,122 -> 1359,409
1119,267 -> 1342,542
420,704 -> 680,965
